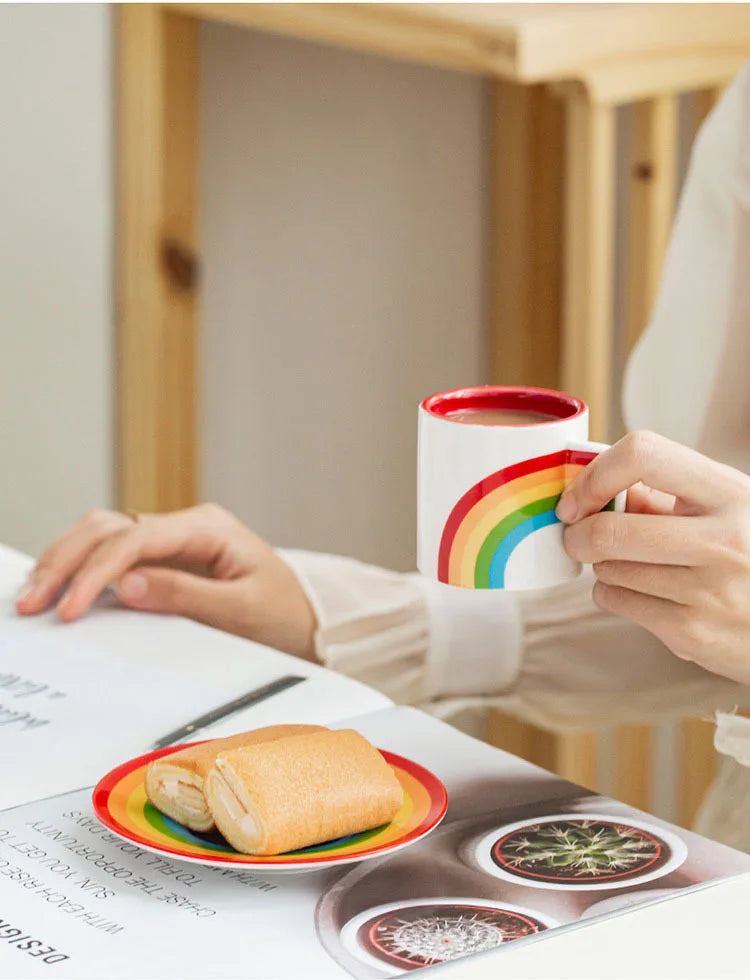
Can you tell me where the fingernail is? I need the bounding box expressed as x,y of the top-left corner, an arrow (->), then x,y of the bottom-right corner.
16,582 -> 36,603
18,566 -> 38,598
57,589 -> 73,611
556,493 -> 577,523
117,572 -> 148,602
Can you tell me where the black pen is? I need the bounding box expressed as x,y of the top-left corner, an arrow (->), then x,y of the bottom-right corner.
150,674 -> 307,750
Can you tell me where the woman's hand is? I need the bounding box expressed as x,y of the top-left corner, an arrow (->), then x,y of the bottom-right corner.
557,431 -> 750,685
15,504 -> 317,661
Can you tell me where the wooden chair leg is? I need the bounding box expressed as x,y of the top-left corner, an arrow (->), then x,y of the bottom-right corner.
117,4 -> 199,512
561,95 -> 616,442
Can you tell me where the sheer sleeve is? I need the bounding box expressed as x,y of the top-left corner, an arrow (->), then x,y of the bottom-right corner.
279,549 -> 750,853
279,550 -> 750,730
694,713 -> 750,851
278,549 -> 522,706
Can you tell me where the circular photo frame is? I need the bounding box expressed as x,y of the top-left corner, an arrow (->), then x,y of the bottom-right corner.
471,813 -> 688,891
339,896 -> 558,975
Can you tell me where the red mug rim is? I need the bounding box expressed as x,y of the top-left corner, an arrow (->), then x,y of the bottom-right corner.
420,386 -> 587,426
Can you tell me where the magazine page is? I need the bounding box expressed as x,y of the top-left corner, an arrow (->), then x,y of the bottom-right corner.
0,547 -> 390,810
0,707 -> 748,978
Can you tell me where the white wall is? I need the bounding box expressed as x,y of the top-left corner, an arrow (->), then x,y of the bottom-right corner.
0,10 -> 486,575
200,25 -> 487,571
0,4 -> 113,558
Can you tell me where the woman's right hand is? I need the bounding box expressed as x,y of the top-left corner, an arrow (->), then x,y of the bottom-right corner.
16,504 -> 318,661
559,431 -> 750,685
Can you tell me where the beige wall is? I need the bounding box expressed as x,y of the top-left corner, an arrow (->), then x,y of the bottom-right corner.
200,24 -> 488,571
0,4 -> 113,558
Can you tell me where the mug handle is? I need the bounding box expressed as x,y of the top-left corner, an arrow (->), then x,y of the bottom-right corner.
565,440 -> 627,513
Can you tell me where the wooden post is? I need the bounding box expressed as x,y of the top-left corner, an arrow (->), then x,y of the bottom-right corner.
561,93 -> 616,442
486,714 -> 600,791
489,81 -> 564,391
692,85 -> 725,130
679,717 -> 717,828
487,80 -> 600,793
614,724 -> 652,810
555,732 -> 600,790
623,96 -> 678,354
117,5 -> 199,513
486,80 -> 605,795
610,95 -> 679,812
485,713 -> 558,773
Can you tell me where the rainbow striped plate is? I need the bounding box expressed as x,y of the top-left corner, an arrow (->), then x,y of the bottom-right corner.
92,743 -> 448,871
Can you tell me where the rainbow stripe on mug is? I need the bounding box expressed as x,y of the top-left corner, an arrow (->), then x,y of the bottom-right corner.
438,448 -> 613,589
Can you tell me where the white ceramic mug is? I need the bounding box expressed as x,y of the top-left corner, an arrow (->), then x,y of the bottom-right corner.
417,385 -> 623,591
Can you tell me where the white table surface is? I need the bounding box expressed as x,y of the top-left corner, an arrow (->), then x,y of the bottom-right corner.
432,873 -> 750,978
2,543 -> 749,978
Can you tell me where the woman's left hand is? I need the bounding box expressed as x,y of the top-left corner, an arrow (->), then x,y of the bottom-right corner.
557,430 -> 750,685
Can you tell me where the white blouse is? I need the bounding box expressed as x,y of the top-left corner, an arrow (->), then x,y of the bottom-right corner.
282,62 -> 750,850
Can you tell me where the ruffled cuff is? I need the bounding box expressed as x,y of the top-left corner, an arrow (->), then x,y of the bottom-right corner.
278,549 -> 432,705
715,712 -> 750,767
278,550 -> 522,706
694,712 -> 750,850
413,577 -> 522,699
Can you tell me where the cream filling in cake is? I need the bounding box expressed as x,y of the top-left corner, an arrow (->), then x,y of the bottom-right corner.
204,769 -> 263,853
145,764 -> 213,831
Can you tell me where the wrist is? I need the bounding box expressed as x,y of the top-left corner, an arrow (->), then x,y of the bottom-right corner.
270,550 -> 320,662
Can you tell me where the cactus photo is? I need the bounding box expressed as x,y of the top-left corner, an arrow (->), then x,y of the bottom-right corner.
491,818 -> 669,885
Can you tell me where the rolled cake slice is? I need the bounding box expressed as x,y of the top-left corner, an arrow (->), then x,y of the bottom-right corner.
205,728 -> 404,855
145,724 -> 325,832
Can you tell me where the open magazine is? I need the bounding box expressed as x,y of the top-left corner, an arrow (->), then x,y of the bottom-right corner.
1,543 -> 749,978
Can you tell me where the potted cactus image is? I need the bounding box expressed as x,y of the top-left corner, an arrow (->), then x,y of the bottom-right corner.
339,898 -> 557,975
471,813 -> 688,890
